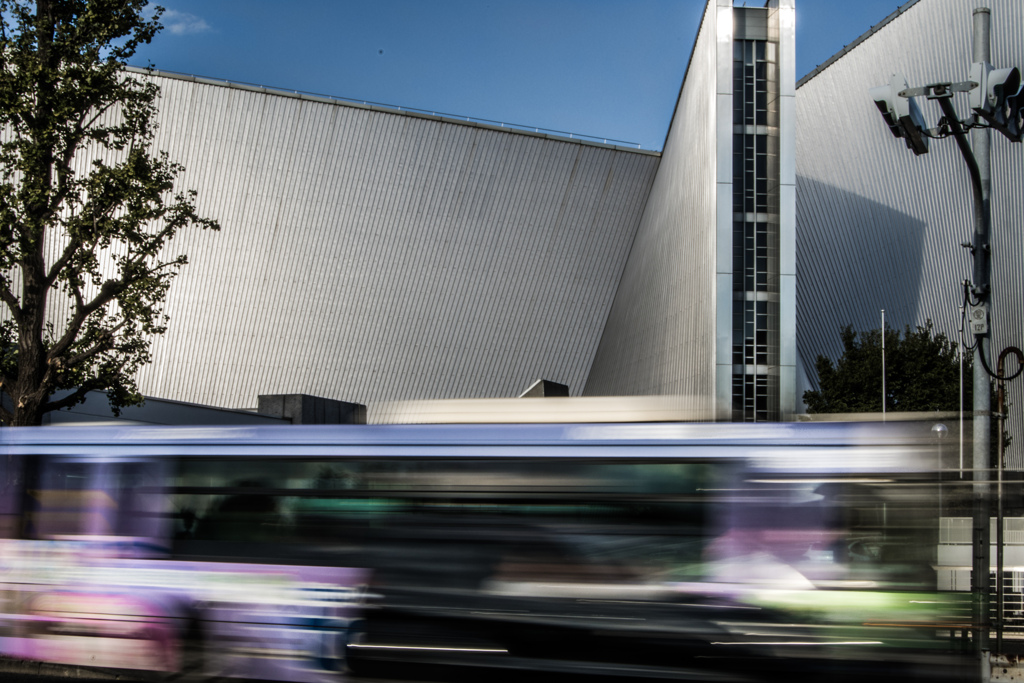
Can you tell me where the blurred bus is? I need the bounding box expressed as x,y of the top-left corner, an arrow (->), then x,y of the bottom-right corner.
0,422 -> 966,682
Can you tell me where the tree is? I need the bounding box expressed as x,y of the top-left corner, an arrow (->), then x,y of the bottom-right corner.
0,0 -> 218,426
805,321 -> 1010,471
803,320 -> 967,414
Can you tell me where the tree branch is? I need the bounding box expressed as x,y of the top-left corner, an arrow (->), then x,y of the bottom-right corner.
44,234 -> 83,286
41,384 -> 90,413
47,99 -> 121,215
123,219 -> 178,266
47,227 -> 183,364
63,319 -> 128,368
0,278 -> 21,322
46,278 -> 118,360
79,98 -> 120,137
42,319 -> 129,392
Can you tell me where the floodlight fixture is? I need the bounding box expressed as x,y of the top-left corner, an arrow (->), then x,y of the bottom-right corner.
969,61 -> 1023,142
870,73 -> 930,155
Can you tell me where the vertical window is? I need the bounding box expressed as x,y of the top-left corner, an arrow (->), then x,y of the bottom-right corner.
731,38 -> 779,422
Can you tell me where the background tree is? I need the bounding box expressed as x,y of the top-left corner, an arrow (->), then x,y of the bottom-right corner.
803,320 -> 967,414
805,320 -> 1009,472
0,0 -> 218,426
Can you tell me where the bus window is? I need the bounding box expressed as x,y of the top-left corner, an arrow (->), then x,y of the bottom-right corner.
170,456 -> 727,588
32,460 -> 101,538
0,454 -> 24,538
25,458 -> 170,550
112,461 -> 170,542
173,458 -> 296,545
192,479 -> 286,542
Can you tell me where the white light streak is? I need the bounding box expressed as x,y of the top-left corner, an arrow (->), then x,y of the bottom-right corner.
711,641 -> 883,646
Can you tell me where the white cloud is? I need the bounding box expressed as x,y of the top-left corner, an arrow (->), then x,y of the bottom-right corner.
163,9 -> 211,36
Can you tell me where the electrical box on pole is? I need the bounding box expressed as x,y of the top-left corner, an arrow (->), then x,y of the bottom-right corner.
970,302 -> 990,335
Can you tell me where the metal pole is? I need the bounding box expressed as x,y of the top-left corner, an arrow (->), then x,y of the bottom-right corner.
997,353 -> 1006,653
971,6 -> 993,659
933,82 -> 991,657
881,309 -> 886,419
934,423 -> 948,514
961,306 -> 965,479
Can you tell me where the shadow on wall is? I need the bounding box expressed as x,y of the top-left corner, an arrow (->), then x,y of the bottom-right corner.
795,175 -> 929,399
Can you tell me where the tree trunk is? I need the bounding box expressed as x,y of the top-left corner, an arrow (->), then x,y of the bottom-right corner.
10,396 -> 46,426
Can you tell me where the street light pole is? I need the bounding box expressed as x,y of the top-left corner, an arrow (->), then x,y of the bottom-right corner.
931,78 -> 992,655
870,4 -> 1024,659
928,58 -> 993,660
915,31 -> 994,652
969,7 -> 993,657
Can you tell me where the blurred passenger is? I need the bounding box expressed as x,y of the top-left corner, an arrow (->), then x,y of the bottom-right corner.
195,480 -> 283,541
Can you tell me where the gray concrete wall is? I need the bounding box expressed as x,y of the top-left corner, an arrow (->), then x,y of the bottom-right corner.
257,394 -> 366,424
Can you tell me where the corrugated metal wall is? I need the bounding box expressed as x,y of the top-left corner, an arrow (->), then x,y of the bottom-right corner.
584,0 -> 722,413
111,76 -> 660,421
795,0 -> 1024,464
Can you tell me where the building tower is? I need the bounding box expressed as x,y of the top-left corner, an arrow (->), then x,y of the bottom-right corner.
586,0 -> 796,422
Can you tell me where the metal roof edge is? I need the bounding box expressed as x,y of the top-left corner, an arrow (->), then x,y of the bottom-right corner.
659,0 -> 712,152
124,65 -> 661,157
796,0 -> 922,90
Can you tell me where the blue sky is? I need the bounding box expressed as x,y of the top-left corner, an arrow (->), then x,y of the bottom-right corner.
131,1 -> 910,151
